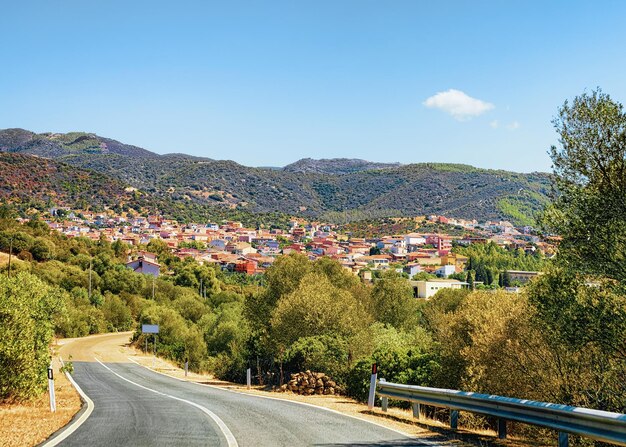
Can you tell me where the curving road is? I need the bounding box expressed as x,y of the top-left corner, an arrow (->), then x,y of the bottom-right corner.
45,334 -> 442,446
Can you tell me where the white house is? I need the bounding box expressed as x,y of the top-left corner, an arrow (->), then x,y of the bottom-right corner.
410,279 -> 468,299
435,264 -> 456,278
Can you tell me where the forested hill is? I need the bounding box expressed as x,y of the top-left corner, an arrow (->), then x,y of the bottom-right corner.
0,153 -> 151,212
0,128 -> 551,224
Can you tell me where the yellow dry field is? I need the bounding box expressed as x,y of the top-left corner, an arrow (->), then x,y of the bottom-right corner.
0,354 -> 81,447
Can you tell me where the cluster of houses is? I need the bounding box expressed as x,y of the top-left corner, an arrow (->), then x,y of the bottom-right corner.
42,209 -> 553,298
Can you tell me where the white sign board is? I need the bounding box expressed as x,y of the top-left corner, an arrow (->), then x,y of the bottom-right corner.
142,324 -> 159,334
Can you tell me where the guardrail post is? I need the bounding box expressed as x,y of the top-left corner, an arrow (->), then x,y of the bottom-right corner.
412,402 -> 421,419
558,432 -> 569,447
367,363 -> 378,410
497,418 -> 507,439
381,396 -> 388,412
450,410 -> 459,430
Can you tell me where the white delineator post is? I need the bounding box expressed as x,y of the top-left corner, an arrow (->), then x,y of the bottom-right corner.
48,364 -> 56,412
367,363 -> 377,410
246,368 -> 251,390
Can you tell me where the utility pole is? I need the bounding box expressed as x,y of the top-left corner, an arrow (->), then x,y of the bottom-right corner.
7,235 -> 13,278
152,276 -> 155,300
88,258 -> 92,301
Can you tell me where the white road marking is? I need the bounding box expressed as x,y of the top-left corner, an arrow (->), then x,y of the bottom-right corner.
42,358 -> 95,447
96,358 -> 238,447
125,357 -> 441,445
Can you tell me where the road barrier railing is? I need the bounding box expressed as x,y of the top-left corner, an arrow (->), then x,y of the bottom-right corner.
376,379 -> 626,447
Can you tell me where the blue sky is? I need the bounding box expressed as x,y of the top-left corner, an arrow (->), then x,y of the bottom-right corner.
2,1 -> 626,172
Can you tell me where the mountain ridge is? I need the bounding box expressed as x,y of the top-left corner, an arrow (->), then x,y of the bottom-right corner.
0,128 -> 551,224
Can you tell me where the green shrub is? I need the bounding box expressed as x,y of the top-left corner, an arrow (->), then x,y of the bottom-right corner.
0,273 -> 64,401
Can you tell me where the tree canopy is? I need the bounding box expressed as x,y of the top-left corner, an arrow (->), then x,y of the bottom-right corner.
544,88 -> 626,281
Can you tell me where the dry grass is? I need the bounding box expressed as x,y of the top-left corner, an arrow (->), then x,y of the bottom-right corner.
0,358 -> 82,447
0,252 -> 25,267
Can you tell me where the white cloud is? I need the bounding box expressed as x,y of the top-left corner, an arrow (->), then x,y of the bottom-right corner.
489,120 -> 499,129
423,89 -> 494,121
506,121 -> 520,130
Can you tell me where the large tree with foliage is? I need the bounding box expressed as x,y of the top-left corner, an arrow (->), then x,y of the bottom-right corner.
0,273 -> 64,401
544,89 -> 626,281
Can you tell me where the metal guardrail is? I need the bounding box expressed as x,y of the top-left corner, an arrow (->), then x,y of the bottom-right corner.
376,380 -> 626,447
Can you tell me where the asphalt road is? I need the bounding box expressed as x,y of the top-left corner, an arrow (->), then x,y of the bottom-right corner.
47,359 -> 440,446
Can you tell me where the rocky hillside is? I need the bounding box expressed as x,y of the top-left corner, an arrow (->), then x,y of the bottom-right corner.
0,129 -> 552,224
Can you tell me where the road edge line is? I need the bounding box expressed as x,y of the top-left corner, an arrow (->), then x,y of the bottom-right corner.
97,358 -> 238,447
40,357 -> 95,447
125,356 -> 430,443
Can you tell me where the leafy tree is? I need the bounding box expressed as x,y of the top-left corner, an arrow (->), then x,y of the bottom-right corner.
371,271 -> 421,330
0,273 -> 64,401
270,272 -> 369,349
137,304 -> 207,369
543,89 -> 626,281
111,239 -> 128,258
502,270 -> 512,287
455,242 -> 544,273
245,253 -> 312,331
284,335 -> 350,380
485,268 -> 494,286
102,266 -> 146,294
466,270 -> 475,290
369,246 -> 381,255
146,238 -> 170,256
173,292 -> 210,323
200,301 -> 250,380
411,271 -> 437,281
346,323 -> 437,402
526,268 -> 626,413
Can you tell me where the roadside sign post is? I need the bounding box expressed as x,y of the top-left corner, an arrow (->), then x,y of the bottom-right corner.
153,334 -> 157,368
367,363 -> 377,410
48,364 -> 56,412
185,361 -> 188,377
141,324 -> 159,368
246,368 -> 251,389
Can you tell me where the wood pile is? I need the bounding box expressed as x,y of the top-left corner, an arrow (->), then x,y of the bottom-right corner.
278,370 -> 337,395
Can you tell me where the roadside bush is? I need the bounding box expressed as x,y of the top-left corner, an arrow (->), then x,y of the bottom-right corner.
102,294 -> 133,331
345,324 -> 438,402
0,273 -> 64,402
284,335 -> 350,382
136,304 -> 207,370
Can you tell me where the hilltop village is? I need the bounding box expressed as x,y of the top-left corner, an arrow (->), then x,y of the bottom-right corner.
36,208 -> 555,297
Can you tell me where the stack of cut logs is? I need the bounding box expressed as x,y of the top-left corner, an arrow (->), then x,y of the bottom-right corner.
278,370 -> 337,395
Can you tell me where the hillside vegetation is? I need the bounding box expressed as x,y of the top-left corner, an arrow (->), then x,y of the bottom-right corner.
0,128 -> 550,224
0,153 -> 150,213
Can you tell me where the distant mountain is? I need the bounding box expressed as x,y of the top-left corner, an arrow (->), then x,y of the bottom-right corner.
0,129 -> 552,224
283,158 -> 401,175
0,128 -> 157,158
